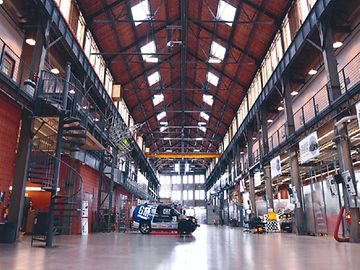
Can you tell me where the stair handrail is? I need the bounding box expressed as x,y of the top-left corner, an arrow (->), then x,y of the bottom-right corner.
31,135 -> 83,201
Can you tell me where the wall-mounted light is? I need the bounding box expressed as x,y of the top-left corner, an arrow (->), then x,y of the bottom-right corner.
308,69 -> 317,75
333,41 -> 343,49
25,38 -> 36,46
50,68 -> 60,74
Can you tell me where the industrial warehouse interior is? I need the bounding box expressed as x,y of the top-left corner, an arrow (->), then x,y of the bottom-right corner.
0,0 -> 360,269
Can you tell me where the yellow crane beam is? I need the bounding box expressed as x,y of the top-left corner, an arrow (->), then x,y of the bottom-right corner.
144,153 -> 221,159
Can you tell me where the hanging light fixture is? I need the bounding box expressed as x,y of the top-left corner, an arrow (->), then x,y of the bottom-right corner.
333,41 -> 343,49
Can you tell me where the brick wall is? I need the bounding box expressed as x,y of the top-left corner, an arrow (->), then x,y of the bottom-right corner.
0,94 -> 21,221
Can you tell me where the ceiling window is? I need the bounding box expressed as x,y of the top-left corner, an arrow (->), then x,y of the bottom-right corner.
140,41 -> 158,63
207,71 -> 219,86
198,126 -> 206,133
148,71 -> 160,86
153,93 -> 164,106
131,0 -> 151,26
209,41 -> 226,63
200,112 -> 210,121
157,111 -> 166,121
203,94 -> 214,106
216,0 -> 236,27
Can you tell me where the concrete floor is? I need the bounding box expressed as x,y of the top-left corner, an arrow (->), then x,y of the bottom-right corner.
1,225 -> 360,270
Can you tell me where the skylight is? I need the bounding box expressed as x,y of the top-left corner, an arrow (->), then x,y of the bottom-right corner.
207,72 -> 219,86
198,122 -> 206,126
200,112 -> 210,121
140,41 -> 158,63
160,126 -> 167,132
209,41 -> 226,63
153,93 -> 164,106
203,94 -> 214,106
148,71 -> 160,86
160,121 -> 168,126
216,0 -> 236,27
131,0 -> 151,26
157,111 -> 166,121
198,126 -> 206,133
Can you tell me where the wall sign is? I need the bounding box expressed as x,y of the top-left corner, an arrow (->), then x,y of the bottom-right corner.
356,101 -> 360,128
342,170 -> 356,196
270,156 -> 282,178
326,175 -> 338,197
299,132 -> 320,164
254,171 -> 262,187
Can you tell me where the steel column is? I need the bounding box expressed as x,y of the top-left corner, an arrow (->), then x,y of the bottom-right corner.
283,75 -> 305,235
7,111 -> 33,242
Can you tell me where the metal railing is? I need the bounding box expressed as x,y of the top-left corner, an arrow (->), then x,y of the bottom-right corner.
38,70 -> 108,136
0,37 -> 35,97
267,51 -> 360,152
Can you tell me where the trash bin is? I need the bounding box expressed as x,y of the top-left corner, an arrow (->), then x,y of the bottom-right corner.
2,222 -> 16,243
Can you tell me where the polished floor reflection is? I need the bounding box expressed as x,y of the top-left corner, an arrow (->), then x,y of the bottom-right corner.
1,225 -> 360,270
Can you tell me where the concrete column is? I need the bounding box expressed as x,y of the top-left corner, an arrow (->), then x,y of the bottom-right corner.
319,20 -> 360,242
7,111 -> 33,242
283,75 -> 305,234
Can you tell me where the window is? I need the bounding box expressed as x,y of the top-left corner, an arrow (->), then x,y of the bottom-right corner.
187,175 -> 193,184
194,175 -> 200,184
77,14 -> 86,47
199,175 -> 205,184
198,126 -> 206,133
207,71 -> 219,86
209,41 -> 226,63
172,175 -> 181,184
188,190 -> 193,200
200,112 -> 210,121
171,190 -> 181,201
183,190 -> 188,200
216,0 -> 236,26
183,175 -> 188,184
1,54 -> 15,79
159,189 -> 171,198
140,40 -> 158,63
148,71 -> 160,86
153,93 -> 164,106
199,190 -> 205,200
131,0 -> 151,26
160,126 -> 167,132
195,190 -> 200,200
281,16 -> 292,52
203,94 -> 214,106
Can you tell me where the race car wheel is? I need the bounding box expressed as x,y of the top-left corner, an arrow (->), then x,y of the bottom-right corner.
139,221 -> 151,234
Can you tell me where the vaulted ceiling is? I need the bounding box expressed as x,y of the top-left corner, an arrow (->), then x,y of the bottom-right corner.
77,0 -> 291,173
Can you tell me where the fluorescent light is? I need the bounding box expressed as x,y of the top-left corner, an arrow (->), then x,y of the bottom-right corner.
210,41 -> 226,63
131,0 -> 151,26
166,149 -> 172,152
9,186 -> 60,192
208,58 -> 222,64
50,68 -> 60,74
25,38 -> 36,46
291,90 -> 299,96
160,121 -> 168,126
153,93 -> 164,106
198,122 -> 206,126
157,111 -> 166,120
333,41 -> 343,49
198,126 -> 206,133
148,71 -> 160,86
277,105 -> 284,111
141,41 -> 157,62
195,138 -> 203,141
308,69 -> 317,75
203,94 -> 214,106
163,137 -> 171,140
194,149 -> 200,152
200,111 -> 210,121
207,72 -> 219,86
216,0 -> 236,26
